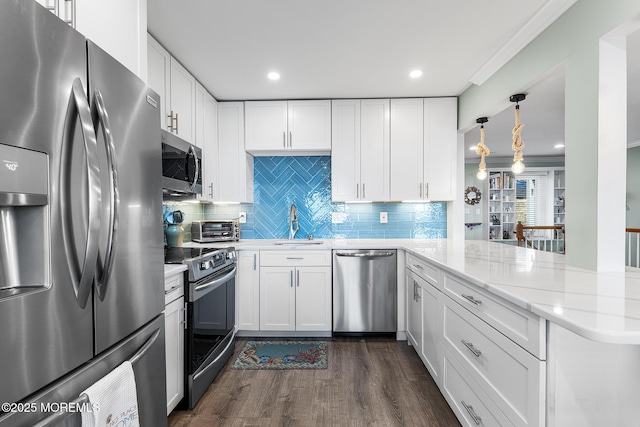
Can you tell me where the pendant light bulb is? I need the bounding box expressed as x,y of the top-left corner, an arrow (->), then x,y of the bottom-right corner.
477,168 -> 488,180
511,159 -> 525,174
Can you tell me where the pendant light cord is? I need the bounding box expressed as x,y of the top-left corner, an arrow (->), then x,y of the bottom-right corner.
476,125 -> 490,170
512,105 -> 524,163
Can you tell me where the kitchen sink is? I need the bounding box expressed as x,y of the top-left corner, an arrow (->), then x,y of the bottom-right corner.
272,240 -> 324,246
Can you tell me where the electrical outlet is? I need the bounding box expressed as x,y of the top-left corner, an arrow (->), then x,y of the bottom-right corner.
238,212 -> 246,223
380,212 -> 388,223
332,212 -> 345,224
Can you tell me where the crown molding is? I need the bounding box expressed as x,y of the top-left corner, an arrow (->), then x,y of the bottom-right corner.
469,0 -> 578,86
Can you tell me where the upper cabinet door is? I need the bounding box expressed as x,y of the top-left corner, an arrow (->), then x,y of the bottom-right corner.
169,57 -> 196,143
331,100 -> 360,202
245,101 -> 288,152
194,81 -> 207,148
245,100 -> 331,155
287,100 -> 331,153
424,98 -> 457,201
147,35 -> 171,131
360,99 -> 390,202
390,99 -> 424,201
201,92 -> 218,202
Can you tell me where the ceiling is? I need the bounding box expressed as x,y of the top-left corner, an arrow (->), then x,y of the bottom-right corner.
147,0 -> 570,101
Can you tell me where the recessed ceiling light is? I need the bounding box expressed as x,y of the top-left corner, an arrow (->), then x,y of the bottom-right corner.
554,143 -> 565,149
267,72 -> 280,80
409,70 -> 423,78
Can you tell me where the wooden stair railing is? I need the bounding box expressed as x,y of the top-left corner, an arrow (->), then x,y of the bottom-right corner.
515,221 -> 565,253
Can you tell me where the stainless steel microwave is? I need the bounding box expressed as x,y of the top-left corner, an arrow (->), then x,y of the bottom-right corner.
191,220 -> 239,243
161,129 -> 202,196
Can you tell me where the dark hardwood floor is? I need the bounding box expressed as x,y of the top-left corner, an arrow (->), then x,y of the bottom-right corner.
169,338 -> 460,426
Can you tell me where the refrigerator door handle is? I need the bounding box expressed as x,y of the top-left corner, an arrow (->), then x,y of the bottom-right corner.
61,78 -> 101,309
92,88 -> 119,300
32,327 -> 162,427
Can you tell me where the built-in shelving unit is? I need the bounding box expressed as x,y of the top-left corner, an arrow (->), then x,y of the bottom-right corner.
488,171 -> 516,240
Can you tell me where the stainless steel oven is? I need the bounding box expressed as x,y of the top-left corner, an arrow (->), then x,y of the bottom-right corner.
164,246 -> 236,409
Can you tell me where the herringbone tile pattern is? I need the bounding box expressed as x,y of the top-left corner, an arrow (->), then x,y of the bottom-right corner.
200,155 -> 448,240
254,156 -> 332,239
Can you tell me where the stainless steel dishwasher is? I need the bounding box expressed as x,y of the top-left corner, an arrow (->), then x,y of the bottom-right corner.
332,249 -> 397,334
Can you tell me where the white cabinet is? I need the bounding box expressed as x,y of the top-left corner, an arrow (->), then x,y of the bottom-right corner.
423,98 -> 457,201
245,100 -> 331,155
147,35 -> 197,143
164,275 -> 185,415
237,251 -> 260,331
168,57 -> 196,143
37,0 -> 146,77
406,258 -> 442,386
147,35 -> 171,132
195,82 -> 207,148
442,297 -> 545,427
199,90 -> 218,202
331,99 -> 390,202
390,98 -> 457,201
404,251 -> 546,427
259,251 -> 332,332
217,102 -> 254,203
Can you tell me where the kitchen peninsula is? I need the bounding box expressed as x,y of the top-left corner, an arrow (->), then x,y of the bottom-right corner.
186,238 -> 640,426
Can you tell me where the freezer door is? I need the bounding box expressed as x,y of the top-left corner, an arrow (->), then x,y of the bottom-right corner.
0,0 -> 94,406
87,41 -> 164,354
0,316 -> 167,427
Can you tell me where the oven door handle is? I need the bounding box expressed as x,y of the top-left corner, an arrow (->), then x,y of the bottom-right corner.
192,330 -> 236,381
194,266 -> 237,293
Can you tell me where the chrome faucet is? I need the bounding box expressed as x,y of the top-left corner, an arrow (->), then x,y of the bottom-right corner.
288,204 -> 299,239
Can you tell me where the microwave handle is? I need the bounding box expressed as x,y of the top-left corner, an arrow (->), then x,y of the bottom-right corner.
187,145 -> 199,192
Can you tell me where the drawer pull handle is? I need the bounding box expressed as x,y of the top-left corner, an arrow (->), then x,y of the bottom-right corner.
461,400 -> 482,425
461,294 -> 482,306
286,257 -> 304,260
461,340 -> 482,357
413,264 -> 424,270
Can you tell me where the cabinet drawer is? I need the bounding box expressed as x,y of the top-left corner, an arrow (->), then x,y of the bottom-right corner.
164,271 -> 184,293
442,346 -> 513,427
406,252 -> 440,288
443,298 -> 545,427
260,250 -> 331,267
443,273 -> 545,358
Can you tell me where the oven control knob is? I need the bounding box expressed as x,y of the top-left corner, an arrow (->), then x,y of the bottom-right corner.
200,260 -> 212,270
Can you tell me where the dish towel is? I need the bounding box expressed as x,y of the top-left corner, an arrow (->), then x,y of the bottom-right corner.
80,361 -> 140,427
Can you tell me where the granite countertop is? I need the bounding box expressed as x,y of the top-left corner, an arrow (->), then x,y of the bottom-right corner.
170,238 -> 640,345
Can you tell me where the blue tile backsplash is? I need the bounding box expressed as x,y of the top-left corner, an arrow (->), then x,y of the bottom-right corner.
168,156 -> 447,240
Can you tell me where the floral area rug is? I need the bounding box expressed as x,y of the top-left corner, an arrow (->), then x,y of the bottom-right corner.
231,340 -> 328,370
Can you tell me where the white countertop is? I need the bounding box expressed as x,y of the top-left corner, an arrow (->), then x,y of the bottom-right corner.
172,238 -> 640,345
164,264 -> 187,278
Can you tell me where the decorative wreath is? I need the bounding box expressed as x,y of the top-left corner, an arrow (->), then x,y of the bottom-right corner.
464,186 -> 482,205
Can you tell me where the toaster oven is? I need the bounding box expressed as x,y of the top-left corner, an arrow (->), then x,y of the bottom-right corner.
191,220 -> 239,243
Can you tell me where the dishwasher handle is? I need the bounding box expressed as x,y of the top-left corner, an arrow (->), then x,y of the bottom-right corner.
335,251 -> 395,258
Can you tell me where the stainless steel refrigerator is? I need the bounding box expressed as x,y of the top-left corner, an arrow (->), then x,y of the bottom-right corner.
0,1 -> 167,425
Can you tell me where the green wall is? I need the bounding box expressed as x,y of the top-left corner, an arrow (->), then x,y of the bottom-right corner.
458,0 -> 640,270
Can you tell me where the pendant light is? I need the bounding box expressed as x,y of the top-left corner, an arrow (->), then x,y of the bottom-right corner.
510,94 -> 526,174
475,117 -> 490,180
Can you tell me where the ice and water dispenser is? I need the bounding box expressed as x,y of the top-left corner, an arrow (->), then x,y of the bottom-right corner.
0,143 -> 49,297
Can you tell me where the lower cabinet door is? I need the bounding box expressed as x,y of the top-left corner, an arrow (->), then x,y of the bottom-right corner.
260,267 -> 296,330
165,296 -> 185,415
406,272 -> 423,350
295,266 -> 332,331
420,276 -> 442,386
